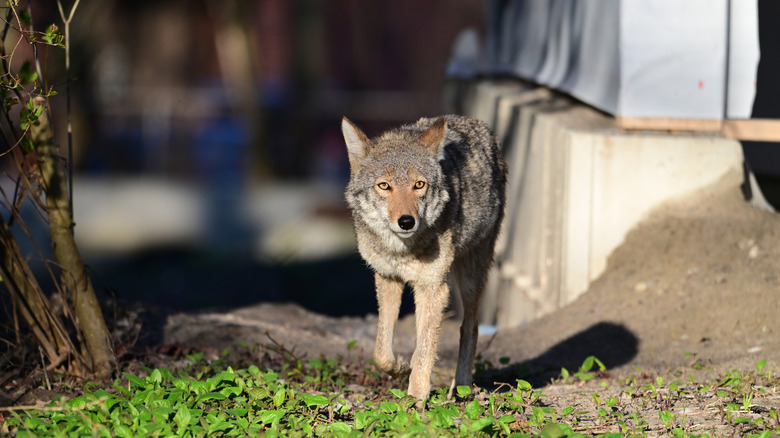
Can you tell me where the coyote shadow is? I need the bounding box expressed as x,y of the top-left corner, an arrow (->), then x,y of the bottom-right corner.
474,321 -> 639,389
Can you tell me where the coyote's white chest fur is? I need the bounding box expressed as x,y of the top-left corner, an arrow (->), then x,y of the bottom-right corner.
356,227 -> 455,287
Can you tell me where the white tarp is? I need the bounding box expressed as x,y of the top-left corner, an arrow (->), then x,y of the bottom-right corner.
480,0 -> 759,120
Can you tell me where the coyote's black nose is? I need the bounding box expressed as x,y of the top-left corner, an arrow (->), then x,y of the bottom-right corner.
398,215 -> 415,231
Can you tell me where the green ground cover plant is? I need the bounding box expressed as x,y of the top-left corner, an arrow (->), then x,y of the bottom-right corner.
2,347 -> 779,437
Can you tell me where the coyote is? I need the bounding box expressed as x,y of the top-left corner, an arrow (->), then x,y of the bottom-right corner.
341,115 -> 507,400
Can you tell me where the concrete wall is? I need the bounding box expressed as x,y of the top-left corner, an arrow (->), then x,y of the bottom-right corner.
450,80 -> 744,328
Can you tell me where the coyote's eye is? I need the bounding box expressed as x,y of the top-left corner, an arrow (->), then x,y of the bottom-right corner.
414,180 -> 426,190
377,182 -> 390,190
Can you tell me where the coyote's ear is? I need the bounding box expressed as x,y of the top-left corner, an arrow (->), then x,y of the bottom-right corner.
342,117 -> 371,168
419,117 -> 447,155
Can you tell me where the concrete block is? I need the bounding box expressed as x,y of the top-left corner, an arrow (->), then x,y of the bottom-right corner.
473,86 -> 744,328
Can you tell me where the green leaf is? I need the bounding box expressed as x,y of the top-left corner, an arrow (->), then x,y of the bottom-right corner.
391,411 -> 410,428
273,388 -> 285,407
190,381 -> 209,396
756,359 -> 767,372
195,392 -> 227,404
42,24 -> 63,46
540,423 -> 566,438
388,388 -> 406,399
68,396 -> 88,408
380,401 -> 399,413
173,379 -> 188,391
430,405 -> 455,428
248,387 -> 269,401
19,62 -> 37,85
354,411 -> 374,430
23,416 -> 47,431
152,407 -> 174,421
301,393 -> 328,408
259,410 -> 285,424
186,351 -> 203,363
18,9 -> 31,25
114,425 -> 133,438
456,385 -> 472,398
464,400 -> 482,419
174,405 -> 191,429
330,422 -> 352,433
264,370 -> 280,382
207,421 -> 233,434
225,408 -> 248,417
580,356 -> 594,372
398,395 -> 417,411
219,386 -> 242,398
516,379 -> 532,391
149,369 -> 162,384
347,340 -> 357,351
123,372 -> 147,389
470,416 -> 494,431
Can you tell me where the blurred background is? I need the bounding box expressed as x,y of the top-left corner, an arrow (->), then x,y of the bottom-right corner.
3,0 -> 778,325
2,0 -> 485,316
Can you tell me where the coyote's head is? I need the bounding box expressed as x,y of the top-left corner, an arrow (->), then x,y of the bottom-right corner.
341,117 -> 450,243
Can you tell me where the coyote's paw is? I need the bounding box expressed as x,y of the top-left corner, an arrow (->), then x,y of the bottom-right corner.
388,358 -> 410,379
375,354 -> 410,379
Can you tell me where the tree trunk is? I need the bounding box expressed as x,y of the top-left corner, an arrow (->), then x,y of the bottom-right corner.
0,214 -> 77,371
30,97 -> 115,377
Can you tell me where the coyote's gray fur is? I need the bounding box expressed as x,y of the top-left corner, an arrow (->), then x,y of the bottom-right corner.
341,115 -> 507,400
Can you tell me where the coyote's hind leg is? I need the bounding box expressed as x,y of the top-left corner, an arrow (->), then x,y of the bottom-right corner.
449,247 -> 492,396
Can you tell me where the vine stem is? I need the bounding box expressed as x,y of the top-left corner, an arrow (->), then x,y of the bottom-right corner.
57,0 -> 80,226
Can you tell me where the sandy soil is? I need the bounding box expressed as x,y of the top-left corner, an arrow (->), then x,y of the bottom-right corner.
155,170 -> 780,434
481,170 -> 780,380
4,170 -> 779,435
164,171 -> 780,377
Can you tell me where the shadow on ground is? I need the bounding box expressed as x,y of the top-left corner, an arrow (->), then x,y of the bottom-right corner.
475,322 -> 639,389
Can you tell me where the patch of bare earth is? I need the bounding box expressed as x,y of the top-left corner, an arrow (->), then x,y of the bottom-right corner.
148,170 -> 780,435
3,171 -> 779,435
481,170 -> 780,375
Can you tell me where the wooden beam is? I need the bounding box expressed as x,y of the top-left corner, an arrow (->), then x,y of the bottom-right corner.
617,117 -> 780,142
616,117 -> 722,132
722,119 -> 780,141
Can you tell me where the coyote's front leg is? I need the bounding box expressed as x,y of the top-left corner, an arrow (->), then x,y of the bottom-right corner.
408,282 -> 449,400
373,274 -> 408,378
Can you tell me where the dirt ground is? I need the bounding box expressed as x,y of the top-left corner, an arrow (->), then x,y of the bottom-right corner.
152,170 -> 780,434
3,170 -> 779,435
163,170 -> 780,375
482,169 -> 780,379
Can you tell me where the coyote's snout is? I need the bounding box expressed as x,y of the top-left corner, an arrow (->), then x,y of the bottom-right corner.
342,115 -> 507,400
377,176 -> 427,237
